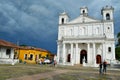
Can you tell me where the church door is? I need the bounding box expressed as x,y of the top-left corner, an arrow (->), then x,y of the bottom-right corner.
80,50 -> 87,64
96,55 -> 101,64
67,54 -> 71,62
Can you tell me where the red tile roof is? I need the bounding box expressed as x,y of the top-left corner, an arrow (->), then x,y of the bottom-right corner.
0,39 -> 49,52
0,39 -> 19,48
19,46 -> 48,52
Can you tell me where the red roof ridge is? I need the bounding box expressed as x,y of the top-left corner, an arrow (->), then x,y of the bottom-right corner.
19,46 -> 48,52
0,39 -> 19,48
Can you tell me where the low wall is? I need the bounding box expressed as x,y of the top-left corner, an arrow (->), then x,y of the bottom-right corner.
0,58 -> 19,64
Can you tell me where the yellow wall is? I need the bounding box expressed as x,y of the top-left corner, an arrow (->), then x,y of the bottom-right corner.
17,49 -> 50,64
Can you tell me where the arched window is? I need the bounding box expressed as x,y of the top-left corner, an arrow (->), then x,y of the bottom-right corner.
6,49 -> 11,58
96,27 -> 99,35
70,29 -> 73,36
6,49 -> 11,55
79,29 -> 82,35
24,54 -> 27,60
106,13 -> 110,20
29,54 -> 33,60
83,10 -> 85,14
82,27 -> 85,35
61,18 -> 64,24
39,54 -> 41,58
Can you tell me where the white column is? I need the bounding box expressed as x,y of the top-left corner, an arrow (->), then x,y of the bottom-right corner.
112,43 -> 115,60
11,49 -> 14,59
102,43 -> 104,61
63,43 -> 66,65
71,43 -> 73,65
75,43 -> 78,64
57,44 -> 60,63
87,43 -> 90,64
93,43 -> 96,66
102,43 -> 106,61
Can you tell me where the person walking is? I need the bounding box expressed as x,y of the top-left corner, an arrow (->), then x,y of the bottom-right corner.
39,58 -> 42,65
99,62 -> 103,74
103,60 -> 107,74
53,55 -> 57,67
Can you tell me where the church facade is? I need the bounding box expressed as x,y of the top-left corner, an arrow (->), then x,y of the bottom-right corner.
57,6 -> 115,67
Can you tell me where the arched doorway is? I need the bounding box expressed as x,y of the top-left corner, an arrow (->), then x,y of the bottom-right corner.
67,54 -> 71,62
80,50 -> 87,64
96,55 -> 102,64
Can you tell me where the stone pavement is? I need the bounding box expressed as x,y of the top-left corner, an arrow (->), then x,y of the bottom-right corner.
7,66 -> 120,80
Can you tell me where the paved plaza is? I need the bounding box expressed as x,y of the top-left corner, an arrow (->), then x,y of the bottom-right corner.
7,65 -> 120,80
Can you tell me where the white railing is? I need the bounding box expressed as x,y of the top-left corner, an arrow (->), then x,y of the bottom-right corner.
63,35 -> 105,39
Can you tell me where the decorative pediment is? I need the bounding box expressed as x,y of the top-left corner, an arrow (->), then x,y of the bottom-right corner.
68,15 -> 101,24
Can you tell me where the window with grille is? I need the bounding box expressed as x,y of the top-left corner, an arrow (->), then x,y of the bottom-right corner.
108,47 -> 111,52
6,49 -> 11,55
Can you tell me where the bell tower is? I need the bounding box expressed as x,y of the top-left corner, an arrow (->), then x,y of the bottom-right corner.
101,6 -> 114,39
80,6 -> 88,16
59,12 -> 69,24
101,5 -> 114,20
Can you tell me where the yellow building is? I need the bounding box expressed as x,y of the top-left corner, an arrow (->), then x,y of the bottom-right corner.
17,46 -> 51,64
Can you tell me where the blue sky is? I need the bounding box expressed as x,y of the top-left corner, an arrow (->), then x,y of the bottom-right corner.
0,0 -> 120,53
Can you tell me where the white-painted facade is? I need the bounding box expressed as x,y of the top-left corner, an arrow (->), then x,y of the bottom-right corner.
57,6 -> 115,67
0,47 -> 16,64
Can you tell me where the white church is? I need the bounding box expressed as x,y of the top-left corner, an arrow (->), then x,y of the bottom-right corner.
57,6 -> 116,67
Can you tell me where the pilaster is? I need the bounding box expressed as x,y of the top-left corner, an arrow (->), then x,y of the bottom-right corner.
112,43 -> 115,60
57,44 -> 60,63
93,43 -> 96,66
75,43 -> 78,64
71,43 -> 73,65
63,43 -> 66,65
87,43 -> 90,63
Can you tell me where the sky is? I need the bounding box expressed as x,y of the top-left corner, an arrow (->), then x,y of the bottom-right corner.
0,0 -> 120,54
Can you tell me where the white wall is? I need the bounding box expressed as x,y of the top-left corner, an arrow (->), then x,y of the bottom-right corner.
0,47 -> 14,59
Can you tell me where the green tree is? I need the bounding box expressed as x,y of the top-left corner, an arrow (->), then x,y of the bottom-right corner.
20,44 -> 28,47
117,32 -> 120,46
115,47 -> 120,61
115,32 -> 120,60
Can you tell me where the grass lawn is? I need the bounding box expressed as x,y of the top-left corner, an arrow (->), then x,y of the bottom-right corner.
1,64 -> 120,80
0,63 -> 53,80
51,72 -> 111,80
44,71 -> 120,80
41,66 -> 120,80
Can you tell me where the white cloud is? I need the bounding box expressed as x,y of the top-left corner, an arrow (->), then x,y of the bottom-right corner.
0,0 -> 120,53
29,5 -> 50,15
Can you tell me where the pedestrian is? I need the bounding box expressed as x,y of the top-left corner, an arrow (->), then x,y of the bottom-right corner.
54,60 -> 56,67
99,62 -> 103,74
53,55 -> 57,67
39,59 -> 42,65
103,60 -> 107,74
